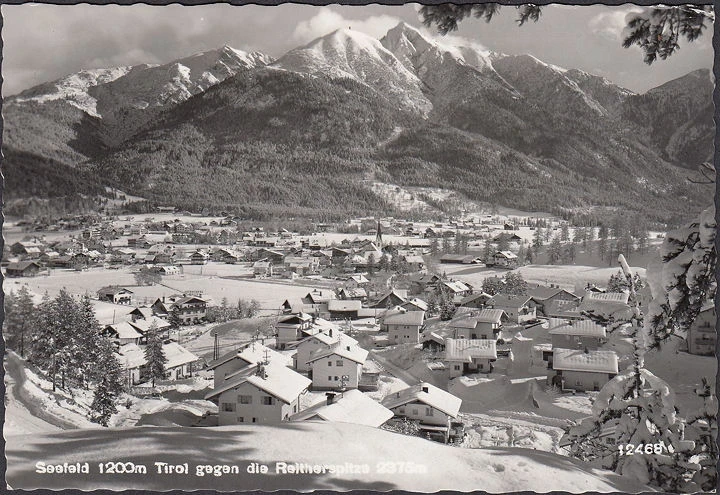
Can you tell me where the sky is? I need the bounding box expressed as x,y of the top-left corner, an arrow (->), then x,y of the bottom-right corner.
1,3 -> 714,96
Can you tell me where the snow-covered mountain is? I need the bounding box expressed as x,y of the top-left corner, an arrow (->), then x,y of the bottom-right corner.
3,22 -> 713,221
13,67 -> 133,118
11,45 -> 273,119
379,22 -> 520,116
273,28 -> 432,115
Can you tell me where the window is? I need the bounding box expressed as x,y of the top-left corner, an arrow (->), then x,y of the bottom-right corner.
238,417 -> 244,423
328,361 -> 332,366
334,376 -> 339,381
399,407 -> 405,414
239,395 -> 252,404
412,409 -> 418,416
293,405 -> 297,413
454,365 -> 461,371
336,360 -> 343,367
471,334 -> 477,339
262,396 -> 275,406
479,364 -> 484,370
425,407 -> 433,417
252,417 -> 257,423
221,403 -> 236,412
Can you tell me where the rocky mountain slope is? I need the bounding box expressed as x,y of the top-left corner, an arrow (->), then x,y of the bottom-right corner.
2,23 -> 713,223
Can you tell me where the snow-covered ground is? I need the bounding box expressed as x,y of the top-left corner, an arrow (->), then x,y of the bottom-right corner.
6,422 -> 652,492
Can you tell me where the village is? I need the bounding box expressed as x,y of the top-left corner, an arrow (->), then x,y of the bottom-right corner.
3,207 -> 716,454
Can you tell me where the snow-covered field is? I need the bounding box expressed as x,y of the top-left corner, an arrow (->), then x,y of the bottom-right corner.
443,263 -> 648,292
6,422 -> 652,492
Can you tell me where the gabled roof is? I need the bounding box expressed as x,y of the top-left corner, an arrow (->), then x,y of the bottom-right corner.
290,389 -> 393,428
548,319 -> 606,337
474,309 -> 507,324
529,286 -> 579,301
401,297 -> 429,312
307,341 -> 368,365
6,261 -> 41,270
494,251 -> 518,259
105,322 -> 143,340
129,316 -> 171,333
383,310 -> 425,327
450,309 -> 505,329
277,313 -> 313,325
583,291 -> 630,304
297,329 -> 357,348
339,287 -> 367,298
303,290 -> 337,304
458,292 -> 493,305
205,362 -> 310,403
440,280 -> 471,293
172,296 -> 208,305
381,383 -> 462,418
119,342 -> 198,371
444,338 -> 497,361
489,294 -> 533,307
97,286 -> 133,296
327,299 -> 362,312
552,348 -> 619,374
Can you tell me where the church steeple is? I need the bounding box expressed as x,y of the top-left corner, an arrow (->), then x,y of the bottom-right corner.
375,220 -> 383,249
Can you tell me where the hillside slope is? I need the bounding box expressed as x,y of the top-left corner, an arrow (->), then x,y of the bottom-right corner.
6,422 -> 652,492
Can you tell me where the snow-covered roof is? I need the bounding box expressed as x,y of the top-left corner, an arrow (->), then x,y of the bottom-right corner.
402,297 -> 429,312
529,287 -> 579,301
495,251 -> 518,259
163,342 -> 200,370
489,294 -> 533,308
130,316 -> 171,333
290,389 -> 393,427
548,320 -> 606,338
444,338 -> 497,362
119,342 -> 198,371
234,343 -> 288,368
298,329 -> 357,348
382,382 -> 462,418
307,341 -> 368,365
327,299 -> 362,312
441,280 -> 471,293
278,313 -> 313,325
474,309 -> 506,323
583,291 -> 629,304
552,348 -> 618,374
106,322 -> 142,341
383,310 -> 425,327
129,307 -> 154,319
205,361 -> 311,403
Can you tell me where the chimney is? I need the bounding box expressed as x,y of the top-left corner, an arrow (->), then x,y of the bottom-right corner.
328,329 -> 333,337
421,383 -> 429,393
326,392 -> 336,406
346,345 -> 351,351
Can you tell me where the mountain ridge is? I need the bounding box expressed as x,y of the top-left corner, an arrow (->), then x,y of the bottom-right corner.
2,23 -> 713,223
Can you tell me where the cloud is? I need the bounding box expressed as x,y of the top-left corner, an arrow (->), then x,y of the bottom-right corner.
588,7 -> 644,42
292,7 -> 402,43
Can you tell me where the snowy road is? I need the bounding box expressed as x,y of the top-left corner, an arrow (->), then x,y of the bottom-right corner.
4,353 -> 63,435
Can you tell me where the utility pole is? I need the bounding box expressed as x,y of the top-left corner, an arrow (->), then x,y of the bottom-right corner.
213,331 -> 219,361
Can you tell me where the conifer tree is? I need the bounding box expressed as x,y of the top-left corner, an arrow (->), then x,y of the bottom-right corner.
645,204 -> 716,350
4,285 -> 35,357
564,255 -> 695,490
144,322 -> 167,387
532,227 -> 544,249
89,377 -> 118,427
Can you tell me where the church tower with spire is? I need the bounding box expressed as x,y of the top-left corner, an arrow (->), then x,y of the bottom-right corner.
375,219 -> 383,249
